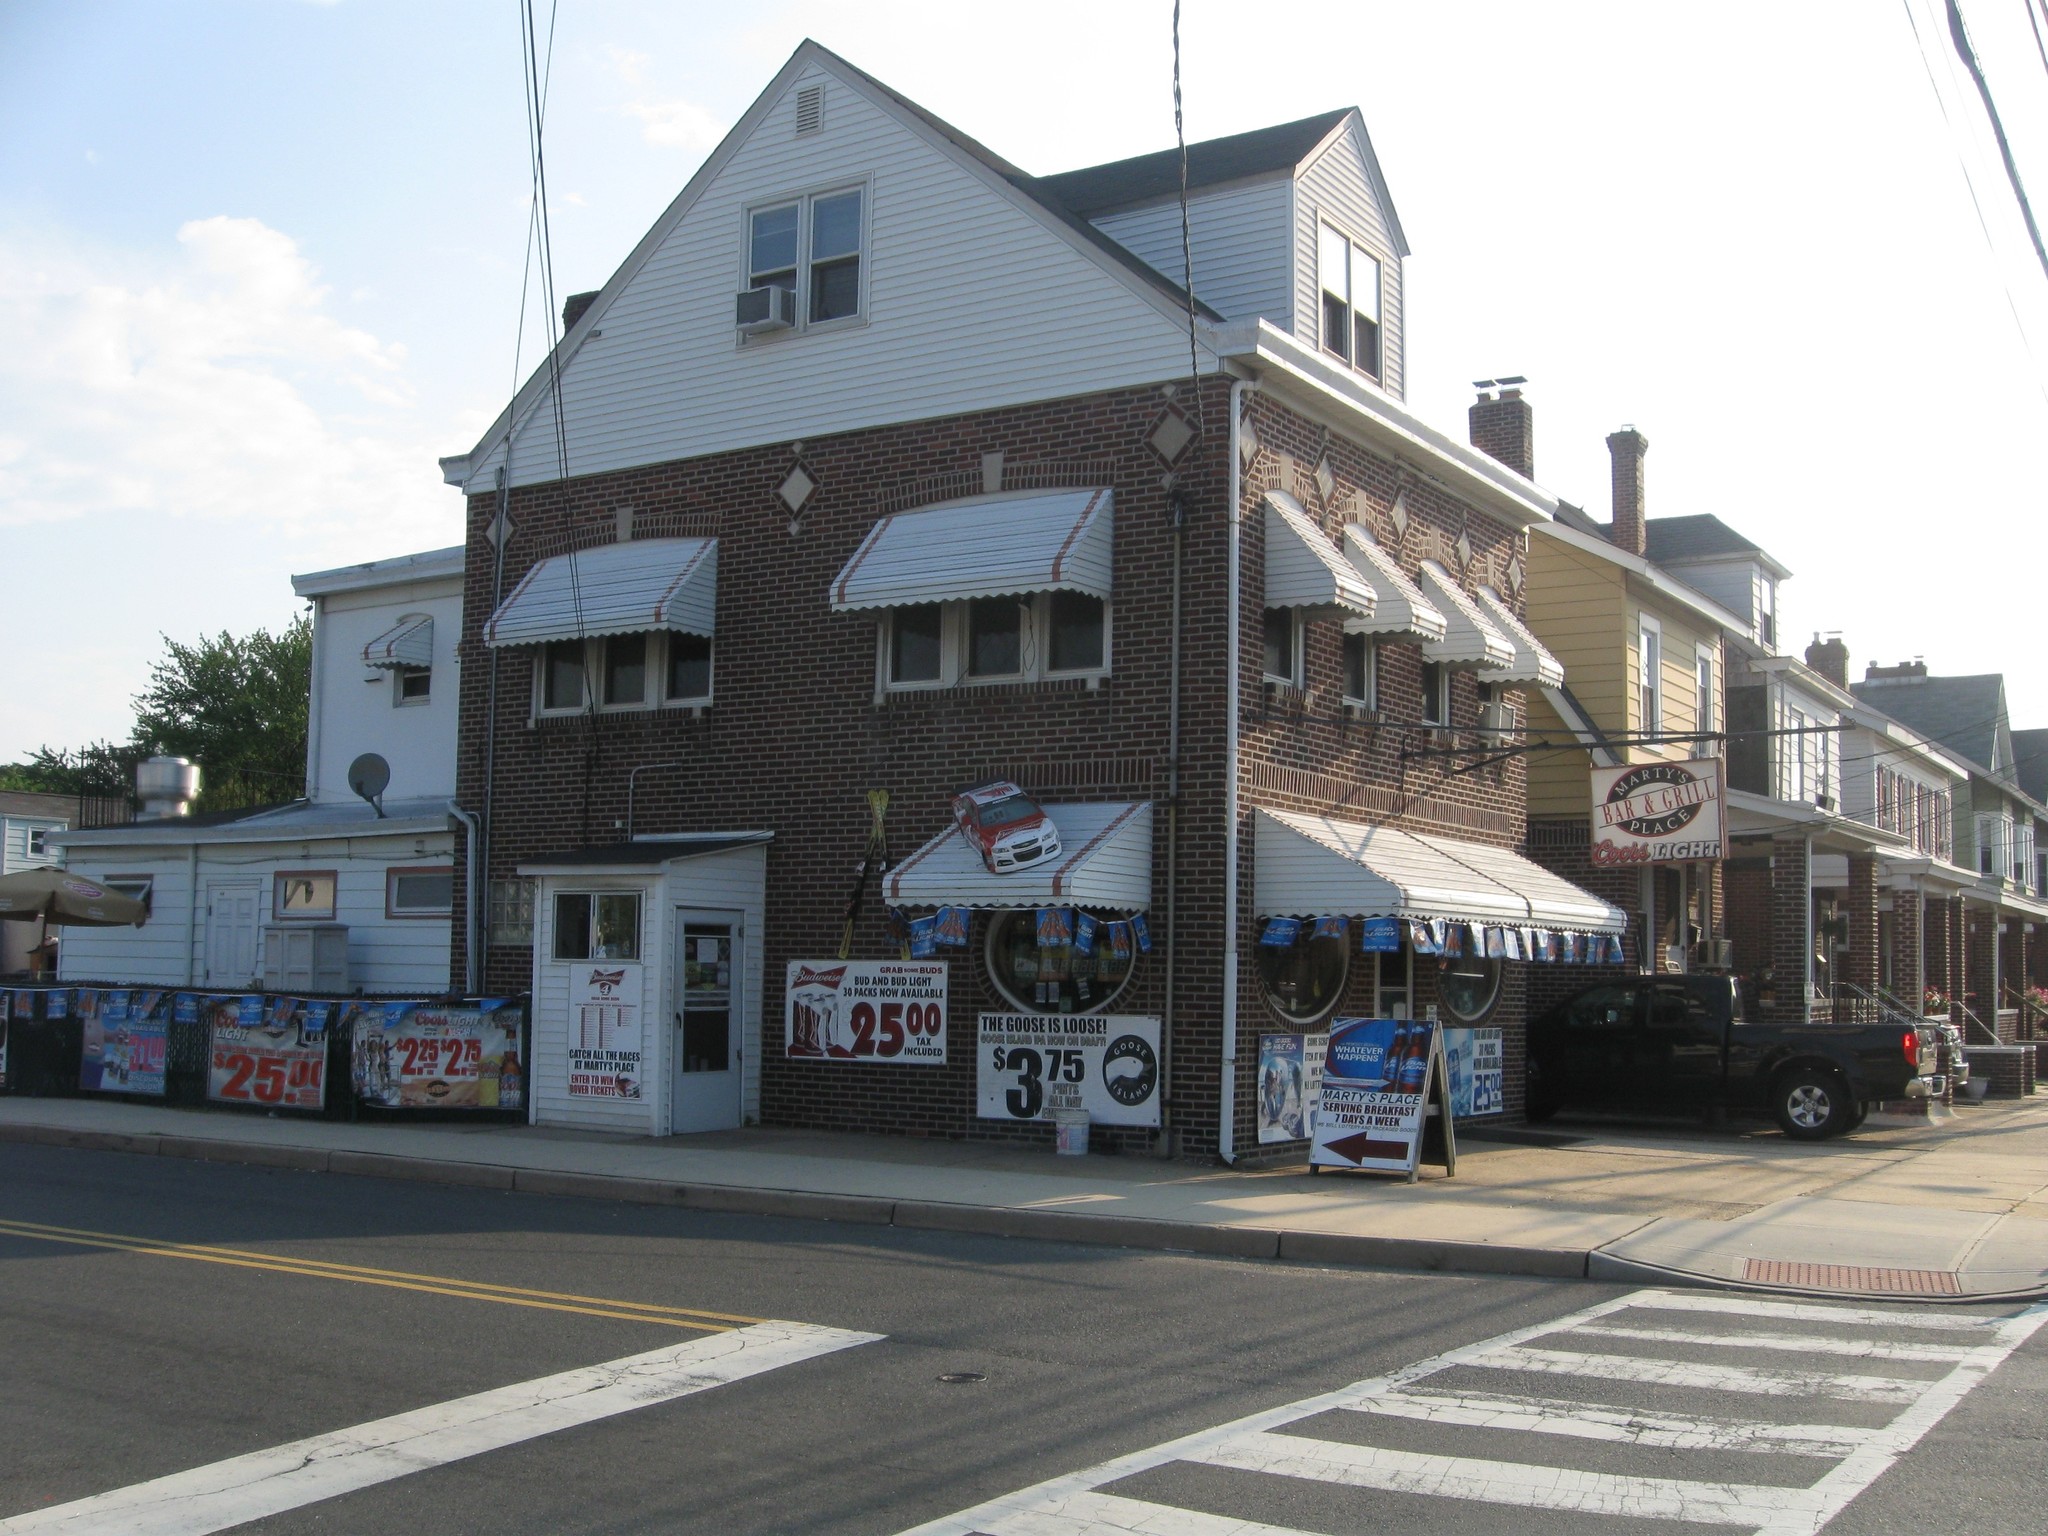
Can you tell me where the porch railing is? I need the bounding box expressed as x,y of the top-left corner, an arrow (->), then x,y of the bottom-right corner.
1955,999 -> 2003,1047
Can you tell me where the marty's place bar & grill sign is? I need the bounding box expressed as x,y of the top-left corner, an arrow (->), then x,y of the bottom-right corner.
1590,758 -> 1725,864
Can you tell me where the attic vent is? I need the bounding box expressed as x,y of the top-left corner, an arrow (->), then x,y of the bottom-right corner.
795,84 -> 824,136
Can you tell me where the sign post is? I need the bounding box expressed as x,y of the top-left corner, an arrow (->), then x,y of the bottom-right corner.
1308,1016 -> 1456,1181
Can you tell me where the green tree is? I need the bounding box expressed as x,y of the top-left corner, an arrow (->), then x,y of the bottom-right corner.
131,617 -> 312,810
16,617 -> 312,814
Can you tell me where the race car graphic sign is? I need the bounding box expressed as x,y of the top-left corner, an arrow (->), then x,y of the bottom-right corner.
1590,757 -> 1725,865
569,964 -> 643,1099
784,960 -> 947,1063
976,1013 -> 1161,1127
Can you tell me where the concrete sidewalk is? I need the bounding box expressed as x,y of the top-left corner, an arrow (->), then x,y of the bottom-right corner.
2,1094 -> 2044,1302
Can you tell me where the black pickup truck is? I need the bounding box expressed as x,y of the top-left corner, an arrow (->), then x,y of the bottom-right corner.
1526,974 -> 1936,1139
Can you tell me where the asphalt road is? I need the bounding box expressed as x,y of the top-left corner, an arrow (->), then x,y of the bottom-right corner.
0,1143 -> 2039,1535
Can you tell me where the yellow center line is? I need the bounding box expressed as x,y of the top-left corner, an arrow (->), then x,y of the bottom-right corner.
0,1218 -> 759,1331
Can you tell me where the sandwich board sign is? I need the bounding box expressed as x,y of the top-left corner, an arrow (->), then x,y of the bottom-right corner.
1308,1014 -> 1456,1181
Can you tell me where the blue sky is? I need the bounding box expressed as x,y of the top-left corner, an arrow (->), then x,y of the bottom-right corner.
4,0 -> 2047,761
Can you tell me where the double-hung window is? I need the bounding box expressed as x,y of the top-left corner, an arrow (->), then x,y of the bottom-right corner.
1343,632 -> 1377,708
747,185 -> 865,332
1317,221 -> 1383,379
1637,618 -> 1662,734
1695,648 -> 1713,741
882,594 -> 1108,690
1263,608 -> 1302,687
1421,660 -> 1449,726
538,633 -> 713,715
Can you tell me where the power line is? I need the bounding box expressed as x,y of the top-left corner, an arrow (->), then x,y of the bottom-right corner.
1945,0 -> 2048,284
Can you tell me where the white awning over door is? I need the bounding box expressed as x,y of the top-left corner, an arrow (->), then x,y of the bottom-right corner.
1255,808 -> 1626,933
1263,492 -> 1375,619
484,537 -> 718,646
883,802 -> 1152,910
830,488 -> 1113,611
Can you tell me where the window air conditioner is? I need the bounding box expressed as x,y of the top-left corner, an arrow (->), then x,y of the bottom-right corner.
1815,792 -> 1836,811
1478,701 -> 1514,738
736,285 -> 797,334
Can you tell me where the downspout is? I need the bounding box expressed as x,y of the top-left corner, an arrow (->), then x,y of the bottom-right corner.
303,596 -> 324,801
1219,377 -> 1249,1163
450,804 -> 482,996
1161,487 -> 1186,1159
184,841 -> 199,985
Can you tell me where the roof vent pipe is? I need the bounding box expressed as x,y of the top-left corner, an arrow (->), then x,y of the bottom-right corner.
135,756 -> 200,821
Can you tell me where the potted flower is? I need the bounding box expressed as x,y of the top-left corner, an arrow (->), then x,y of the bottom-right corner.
1924,986 -> 1950,1017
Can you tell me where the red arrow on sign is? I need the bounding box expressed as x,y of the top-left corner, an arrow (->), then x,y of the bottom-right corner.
1318,1131 -> 1405,1164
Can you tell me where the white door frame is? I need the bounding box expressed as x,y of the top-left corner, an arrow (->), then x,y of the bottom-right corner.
669,907 -> 745,1134
203,880 -> 263,988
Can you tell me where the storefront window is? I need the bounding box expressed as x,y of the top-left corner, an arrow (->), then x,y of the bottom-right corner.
1257,924 -> 1350,1024
985,909 -> 1139,1014
1436,952 -> 1502,1024
552,892 -> 642,961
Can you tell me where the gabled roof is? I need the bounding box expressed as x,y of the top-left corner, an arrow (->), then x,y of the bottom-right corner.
1035,111 -> 1351,215
1850,673 -> 2009,781
1644,515 -> 1791,579
2013,729 -> 2048,805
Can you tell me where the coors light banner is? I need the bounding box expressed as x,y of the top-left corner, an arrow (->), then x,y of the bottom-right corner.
1590,757 -> 1726,864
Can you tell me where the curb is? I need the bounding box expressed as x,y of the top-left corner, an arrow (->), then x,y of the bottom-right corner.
1586,1247 -> 2048,1306
0,1120 -> 1590,1284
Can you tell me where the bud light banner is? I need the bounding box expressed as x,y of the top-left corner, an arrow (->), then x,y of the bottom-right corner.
1309,1016 -> 1455,1178
1591,757 -> 1725,865
80,988 -> 169,1096
785,960 -> 948,1063
1443,1026 -> 1504,1118
1256,1031 -> 1328,1144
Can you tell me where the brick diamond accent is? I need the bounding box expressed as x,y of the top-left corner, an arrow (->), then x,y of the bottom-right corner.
1237,412 -> 1260,468
1147,410 -> 1195,465
1454,530 -> 1473,571
1314,454 -> 1336,504
778,464 -> 816,514
1388,490 -> 1409,539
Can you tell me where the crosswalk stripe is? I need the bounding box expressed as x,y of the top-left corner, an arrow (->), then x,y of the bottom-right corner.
1567,1322 -> 1975,1363
0,1321 -> 879,1536
1195,1431 -> 1820,1526
1474,1345 -> 1926,1402
1629,1291 -> 2006,1332
1345,1388 -> 1871,1457
975,1490 -> 1326,1535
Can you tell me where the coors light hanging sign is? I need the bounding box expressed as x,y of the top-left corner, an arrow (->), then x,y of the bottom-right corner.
1590,758 -> 1725,864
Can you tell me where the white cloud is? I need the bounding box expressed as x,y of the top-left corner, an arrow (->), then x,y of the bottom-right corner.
0,216 -> 447,550
607,44 -> 725,156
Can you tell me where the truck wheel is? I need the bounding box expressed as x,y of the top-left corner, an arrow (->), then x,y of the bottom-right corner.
1774,1068 -> 1850,1140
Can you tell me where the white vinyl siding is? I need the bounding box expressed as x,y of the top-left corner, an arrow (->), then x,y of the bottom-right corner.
54,838 -> 455,992
1089,177 -> 1295,328
472,65 -> 1206,493
1295,130 -> 1403,398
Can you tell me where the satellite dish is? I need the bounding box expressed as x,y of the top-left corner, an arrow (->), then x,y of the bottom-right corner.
347,752 -> 391,818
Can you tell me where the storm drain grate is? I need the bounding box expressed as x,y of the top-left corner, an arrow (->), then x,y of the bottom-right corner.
1743,1259 -> 1962,1294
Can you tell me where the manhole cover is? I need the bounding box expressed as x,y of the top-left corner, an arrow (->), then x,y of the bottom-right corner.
937,1372 -> 986,1384
1743,1259 -> 1961,1294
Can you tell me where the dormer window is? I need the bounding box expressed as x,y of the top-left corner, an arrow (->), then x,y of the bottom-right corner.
744,185 -> 866,334
1318,221 -> 1382,380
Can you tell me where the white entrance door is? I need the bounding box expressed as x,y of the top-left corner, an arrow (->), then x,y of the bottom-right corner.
204,883 -> 262,987
671,909 -> 744,1134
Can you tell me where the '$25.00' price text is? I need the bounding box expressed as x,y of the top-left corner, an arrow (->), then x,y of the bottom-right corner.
213,1048 -> 324,1105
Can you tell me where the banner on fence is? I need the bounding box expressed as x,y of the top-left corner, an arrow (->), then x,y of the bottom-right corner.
351,1001 -> 525,1110
80,988 -> 170,1096
206,994 -> 329,1110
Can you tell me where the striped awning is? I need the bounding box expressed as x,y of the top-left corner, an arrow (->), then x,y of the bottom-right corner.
1417,561 -> 1515,670
1255,808 -> 1626,934
1341,525 -> 1447,641
830,488 -> 1113,611
884,801 -> 1152,910
484,537 -> 717,646
1472,585 -> 1563,687
1264,492 -> 1374,619
361,614 -> 434,669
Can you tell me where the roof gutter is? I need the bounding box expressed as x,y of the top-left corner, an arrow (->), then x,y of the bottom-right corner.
1207,320 -> 1556,530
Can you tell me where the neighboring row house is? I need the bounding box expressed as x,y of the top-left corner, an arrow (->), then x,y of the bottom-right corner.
436,42 -> 1624,1156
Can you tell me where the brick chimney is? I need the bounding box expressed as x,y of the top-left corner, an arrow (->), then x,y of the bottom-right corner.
1606,427 -> 1648,556
562,290 -> 600,331
1805,634 -> 1849,689
1468,380 -> 1534,479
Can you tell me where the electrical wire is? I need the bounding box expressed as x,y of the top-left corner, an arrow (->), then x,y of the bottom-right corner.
1170,0 -> 1206,446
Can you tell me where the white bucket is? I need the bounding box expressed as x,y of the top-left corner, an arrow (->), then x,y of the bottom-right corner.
1053,1109 -> 1090,1156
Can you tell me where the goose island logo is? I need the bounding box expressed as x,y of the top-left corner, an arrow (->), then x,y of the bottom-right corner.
1591,758 -> 1725,864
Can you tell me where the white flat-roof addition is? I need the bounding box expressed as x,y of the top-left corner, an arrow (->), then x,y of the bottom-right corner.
884,801 -> 1152,910
1417,561 -> 1514,670
829,488 -> 1112,611
1472,585 -> 1563,687
1256,808 -> 1626,933
361,614 -> 434,669
484,537 -> 717,647
1341,525 -> 1447,641
1263,492 -> 1374,619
